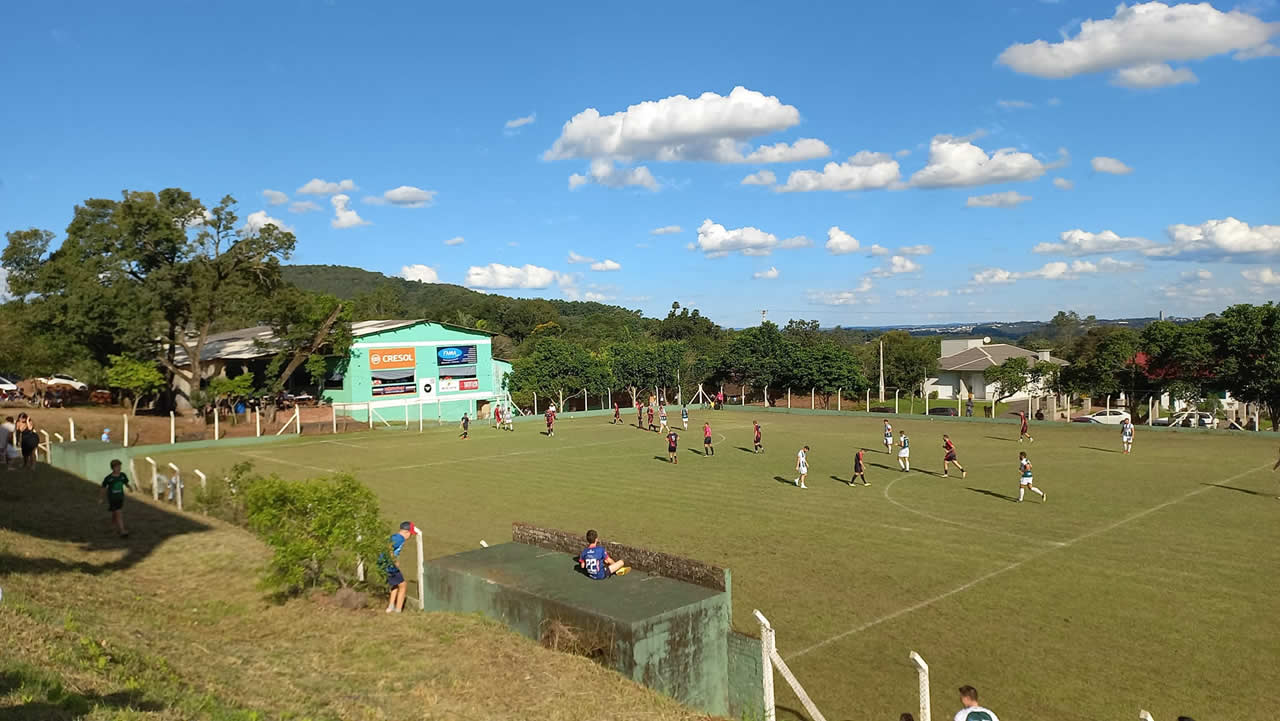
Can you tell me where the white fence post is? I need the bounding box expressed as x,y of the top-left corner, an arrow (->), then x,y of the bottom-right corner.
294,406 -> 301,435
194,469 -> 207,491
122,414 -> 129,448
418,402 -> 424,433
167,462 -> 182,509
866,388 -> 870,411
53,433 -> 64,443
368,401 -> 374,429
787,388 -> 791,408
1139,711 -> 1155,721
128,458 -> 139,491
213,408 -> 220,441
837,389 -> 842,412
754,610 -> 776,721
753,609 -> 827,721
811,387 -> 814,409
909,651 -> 931,721
332,404 -> 338,434
39,430 -> 52,462
169,411 -> 175,444
415,528 -> 426,610
69,418 -> 76,442
255,408 -> 262,437
895,389 -> 900,414
144,457 -> 158,501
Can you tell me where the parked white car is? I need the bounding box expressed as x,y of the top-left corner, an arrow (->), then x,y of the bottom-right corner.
1074,409 -> 1132,425
1152,411 -> 1218,429
38,373 -> 88,391
0,376 -> 17,393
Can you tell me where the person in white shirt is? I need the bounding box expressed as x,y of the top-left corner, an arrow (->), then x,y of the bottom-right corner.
1121,418 -> 1134,454
953,685 -> 999,721
897,431 -> 911,472
793,445 -> 809,489
882,419 -> 893,453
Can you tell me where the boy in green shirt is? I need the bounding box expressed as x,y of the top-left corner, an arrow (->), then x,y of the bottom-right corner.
100,459 -> 133,537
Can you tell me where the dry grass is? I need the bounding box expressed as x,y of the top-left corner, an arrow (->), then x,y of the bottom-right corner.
0,463 -> 715,720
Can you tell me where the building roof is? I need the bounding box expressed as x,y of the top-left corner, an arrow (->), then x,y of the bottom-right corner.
173,319 -> 492,365
937,343 -> 1069,372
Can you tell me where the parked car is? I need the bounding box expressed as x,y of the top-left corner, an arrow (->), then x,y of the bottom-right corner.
927,407 -> 959,416
38,373 -> 89,391
1073,409 -> 1131,425
1152,411 -> 1217,429
1071,416 -> 1100,423
0,376 -> 17,393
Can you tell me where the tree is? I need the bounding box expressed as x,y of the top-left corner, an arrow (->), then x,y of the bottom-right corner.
719,322 -> 788,392
880,331 -> 938,394
105,355 -> 166,415
605,341 -> 658,403
508,337 -> 606,408
1138,320 -> 1216,410
788,341 -> 867,405
982,356 -> 1058,406
1212,303 -> 1280,430
263,288 -> 352,392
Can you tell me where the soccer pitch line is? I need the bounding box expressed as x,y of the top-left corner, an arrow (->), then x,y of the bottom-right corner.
787,461 -> 1273,660
234,451 -> 339,474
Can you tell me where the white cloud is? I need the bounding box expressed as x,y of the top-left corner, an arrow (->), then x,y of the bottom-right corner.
651,225 -> 682,235
583,291 -> 614,302
776,151 -> 901,193
997,99 -> 1034,109
740,139 -> 831,163
1243,267 -> 1280,284
1053,177 -> 1074,190
566,251 -> 594,264
330,194 -> 370,229
1048,97 -> 1062,106
443,236 -> 465,246
909,136 -> 1061,188
895,149 -> 912,158
288,200 -> 322,213
780,235 -> 813,249
243,210 -> 293,233
262,189 -> 288,206
867,244 -> 890,257
973,257 -> 1140,283
568,159 -> 659,191
928,289 -> 951,297
298,178 -> 357,195
505,113 -> 536,129
871,255 -> 922,277
465,263 -> 567,289
897,245 -> 933,256
544,86 -> 818,164
896,288 -> 920,297
366,186 -> 437,207
1034,229 -> 1153,255
996,2 -> 1278,84
753,266 -> 780,280
825,226 -> 861,255
1182,269 -> 1212,281
1091,156 -> 1133,175
400,264 -> 440,283
741,170 -> 777,186
694,218 -> 779,257
966,190 -> 1033,208
809,278 -> 875,305
1145,217 -> 1280,258
1110,62 -> 1198,88
590,259 -> 622,272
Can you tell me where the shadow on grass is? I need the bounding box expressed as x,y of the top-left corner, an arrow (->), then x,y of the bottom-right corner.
0,461 -> 211,576
772,476 -> 798,487
984,435 -> 1016,442
0,668 -> 165,719
967,487 -> 1018,502
735,446 -> 756,453
686,448 -> 710,457
1202,483 -> 1266,496
651,455 -> 670,463
1081,446 -> 1121,453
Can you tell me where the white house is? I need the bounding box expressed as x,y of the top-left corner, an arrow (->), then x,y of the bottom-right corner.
926,339 -> 1068,401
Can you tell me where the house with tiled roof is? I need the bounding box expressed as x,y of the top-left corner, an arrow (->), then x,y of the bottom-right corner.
926,339 -> 1068,401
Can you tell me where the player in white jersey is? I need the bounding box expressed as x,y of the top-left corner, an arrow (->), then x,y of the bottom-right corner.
882,420 -> 893,453
681,405 -> 689,430
502,404 -> 514,431
1017,451 -> 1045,503
896,431 -> 911,472
953,685 -> 1000,721
793,445 -> 809,489
1120,418 -> 1134,454
658,405 -> 670,433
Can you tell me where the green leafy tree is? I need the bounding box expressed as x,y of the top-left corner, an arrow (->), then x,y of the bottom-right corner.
880,331 -> 939,394
105,355 -> 166,415
719,321 -> 788,392
605,341 -> 659,403
263,287 -> 352,392
1212,302 -> 1280,430
982,357 -> 1058,406
508,337 -> 606,408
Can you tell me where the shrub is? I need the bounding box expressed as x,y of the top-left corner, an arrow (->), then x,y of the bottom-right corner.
190,462 -> 259,526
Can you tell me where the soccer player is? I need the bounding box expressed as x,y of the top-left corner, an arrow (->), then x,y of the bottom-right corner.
459,413 -> 470,440
1017,451 -> 1045,503
545,406 -> 556,437
578,529 -> 629,579
851,447 -> 869,486
953,685 -> 1000,721
1018,411 -> 1034,443
659,404 -> 670,434
897,430 -> 911,472
882,419 -> 894,453
612,402 -> 621,425
681,404 -> 689,430
380,522 -> 415,613
1121,418 -> 1134,454
752,420 -> 763,453
793,445 -> 809,488
100,459 -> 133,537
666,428 -> 679,464
703,421 -> 715,456
493,405 -> 502,430
502,404 -> 514,431
942,434 -> 966,478
636,400 -> 643,428
647,405 -> 656,432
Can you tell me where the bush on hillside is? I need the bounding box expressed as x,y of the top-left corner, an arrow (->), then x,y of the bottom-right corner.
190,461 -> 259,526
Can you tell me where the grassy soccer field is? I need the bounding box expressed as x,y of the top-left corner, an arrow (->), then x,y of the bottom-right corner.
145,410 -> 1280,721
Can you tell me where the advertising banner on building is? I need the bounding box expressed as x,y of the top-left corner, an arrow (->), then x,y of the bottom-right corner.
369,347 -> 416,396
437,345 -> 478,366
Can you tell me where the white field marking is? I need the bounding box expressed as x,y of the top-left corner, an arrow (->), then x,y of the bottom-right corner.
535,551 -> 561,558
368,434 -> 642,472
881,462 -> 1066,547
788,462 -> 1271,660
234,451 -> 337,474
320,438 -> 369,450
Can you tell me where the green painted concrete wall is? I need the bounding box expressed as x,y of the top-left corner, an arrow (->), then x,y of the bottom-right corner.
727,630 -> 765,720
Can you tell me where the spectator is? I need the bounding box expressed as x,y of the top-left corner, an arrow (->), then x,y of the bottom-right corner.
16,413 -> 38,470
953,685 -> 999,721
100,459 -> 133,537
577,529 -> 629,579
965,395 -> 974,417
379,522 -> 415,613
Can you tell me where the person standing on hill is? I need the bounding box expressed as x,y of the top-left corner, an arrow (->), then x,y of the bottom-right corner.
100,459 -> 133,537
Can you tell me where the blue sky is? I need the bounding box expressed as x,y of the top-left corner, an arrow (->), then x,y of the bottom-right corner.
3,1 -> 1279,327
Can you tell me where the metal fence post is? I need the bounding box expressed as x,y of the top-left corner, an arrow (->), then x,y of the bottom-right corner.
909,651 -> 931,721
754,610 -> 776,721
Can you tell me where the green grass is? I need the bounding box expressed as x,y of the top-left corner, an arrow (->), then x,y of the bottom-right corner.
134,410 -> 1280,721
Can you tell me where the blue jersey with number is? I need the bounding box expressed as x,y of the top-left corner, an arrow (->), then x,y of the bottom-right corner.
580,545 -> 608,580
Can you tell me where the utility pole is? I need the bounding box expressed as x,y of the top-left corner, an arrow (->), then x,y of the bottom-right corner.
878,340 -> 885,402
760,309 -> 768,325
